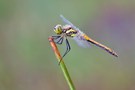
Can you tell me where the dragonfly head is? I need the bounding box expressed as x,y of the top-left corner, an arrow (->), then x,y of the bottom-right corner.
54,24 -> 63,35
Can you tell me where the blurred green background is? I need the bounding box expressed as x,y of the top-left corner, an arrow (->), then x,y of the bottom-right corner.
0,0 -> 135,90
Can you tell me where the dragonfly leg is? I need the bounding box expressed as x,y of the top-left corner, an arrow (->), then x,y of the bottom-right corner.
52,35 -> 61,40
59,38 -> 71,64
52,36 -> 64,45
62,38 -> 71,58
56,37 -> 64,45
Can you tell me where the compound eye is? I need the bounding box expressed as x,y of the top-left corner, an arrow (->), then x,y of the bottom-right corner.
54,24 -> 63,34
54,25 -> 60,30
54,27 -> 56,30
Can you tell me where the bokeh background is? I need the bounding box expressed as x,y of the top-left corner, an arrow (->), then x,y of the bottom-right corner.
0,0 -> 135,90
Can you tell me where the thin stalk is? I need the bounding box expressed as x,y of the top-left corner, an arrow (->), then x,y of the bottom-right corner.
48,36 -> 75,90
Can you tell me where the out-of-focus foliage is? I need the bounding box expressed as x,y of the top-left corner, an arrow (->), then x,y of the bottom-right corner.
0,0 -> 135,90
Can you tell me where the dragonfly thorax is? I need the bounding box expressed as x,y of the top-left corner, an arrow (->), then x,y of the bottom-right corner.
65,29 -> 78,37
62,25 -> 72,30
62,25 -> 78,37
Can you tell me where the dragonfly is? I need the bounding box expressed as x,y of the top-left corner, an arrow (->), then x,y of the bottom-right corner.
52,15 -> 118,60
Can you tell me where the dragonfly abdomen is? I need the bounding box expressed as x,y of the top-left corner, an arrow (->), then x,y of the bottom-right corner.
83,35 -> 118,57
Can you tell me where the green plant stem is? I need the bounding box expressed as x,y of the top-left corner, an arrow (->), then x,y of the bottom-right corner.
49,37 -> 75,90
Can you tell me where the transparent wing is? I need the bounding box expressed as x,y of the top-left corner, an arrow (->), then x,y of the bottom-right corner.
73,32 -> 91,48
60,15 -> 80,31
